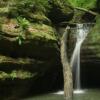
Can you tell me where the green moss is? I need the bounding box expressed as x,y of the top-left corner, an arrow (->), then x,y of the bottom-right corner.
26,23 -> 57,41
0,7 -> 9,13
0,70 -> 36,80
70,10 -> 85,23
8,0 -> 50,18
0,17 -> 57,42
89,15 -> 100,42
48,0 -> 74,24
10,70 -> 36,79
68,0 -> 96,9
26,12 -> 51,24
87,15 -> 100,57
0,71 -> 8,80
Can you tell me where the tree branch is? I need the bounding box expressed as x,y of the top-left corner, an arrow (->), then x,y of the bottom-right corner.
65,4 -> 98,16
75,7 -> 98,16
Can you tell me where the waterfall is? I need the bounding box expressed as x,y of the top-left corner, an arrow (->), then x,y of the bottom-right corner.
53,23 -> 93,95
70,23 -> 91,91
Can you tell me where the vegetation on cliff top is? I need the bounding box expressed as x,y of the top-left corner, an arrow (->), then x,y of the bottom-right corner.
68,0 -> 97,9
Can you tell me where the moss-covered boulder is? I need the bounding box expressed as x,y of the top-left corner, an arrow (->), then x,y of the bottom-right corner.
0,17 -> 59,59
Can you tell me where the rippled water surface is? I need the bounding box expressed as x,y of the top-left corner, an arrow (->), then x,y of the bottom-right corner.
22,89 -> 100,100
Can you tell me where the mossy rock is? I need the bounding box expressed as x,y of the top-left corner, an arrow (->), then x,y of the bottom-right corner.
79,15 -> 100,87
9,9 -> 51,25
70,9 -> 96,23
0,18 -> 59,59
0,54 -> 49,71
0,1 -> 63,98
67,0 -> 98,23
83,15 -> 100,51
66,15 -> 100,68
23,12 -> 51,25
48,0 -> 74,24
81,15 -> 100,64
68,0 -> 97,9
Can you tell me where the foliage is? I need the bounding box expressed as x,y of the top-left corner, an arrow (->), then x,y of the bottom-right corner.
16,17 -> 30,45
49,0 -> 70,7
30,23 -> 57,41
32,0 -> 50,12
9,0 -> 50,16
10,70 -> 34,80
48,0 -> 73,24
0,70 -> 34,80
67,0 -> 96,9
17,17 -> 30,30
16,33 -> 25,45
89,15 -> 100,42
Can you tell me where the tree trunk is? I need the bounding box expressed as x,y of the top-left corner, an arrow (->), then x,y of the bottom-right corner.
60,27 -> 73,100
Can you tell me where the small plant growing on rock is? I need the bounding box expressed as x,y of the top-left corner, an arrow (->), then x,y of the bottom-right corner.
16,17 -> 30,45
17,17 -> 30,30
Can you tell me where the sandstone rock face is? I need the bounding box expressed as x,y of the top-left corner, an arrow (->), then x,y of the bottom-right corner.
0,17 -> 63,98
0,1 -> 63,97
80,16 -> 100,88
0,18 -> 58,59
48,0 -> 74,24
52,0 -> 100,89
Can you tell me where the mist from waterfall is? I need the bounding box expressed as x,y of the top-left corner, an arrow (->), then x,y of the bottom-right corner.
70,23 -> 91,90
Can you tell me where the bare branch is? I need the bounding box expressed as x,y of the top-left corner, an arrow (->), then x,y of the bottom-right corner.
75,7 -> 98,16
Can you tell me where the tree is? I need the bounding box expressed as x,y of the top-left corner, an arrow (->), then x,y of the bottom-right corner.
60,27 -> 73,100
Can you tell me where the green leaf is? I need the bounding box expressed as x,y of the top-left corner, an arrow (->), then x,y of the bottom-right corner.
18,39 -> 22,45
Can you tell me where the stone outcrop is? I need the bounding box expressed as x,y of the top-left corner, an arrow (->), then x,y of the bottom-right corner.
48,0 -> 74,24
80,15 -> 100,88
0,1 -> 63,98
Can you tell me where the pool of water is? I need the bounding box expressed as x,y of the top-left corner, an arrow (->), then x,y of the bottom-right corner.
22,89 -> 100,100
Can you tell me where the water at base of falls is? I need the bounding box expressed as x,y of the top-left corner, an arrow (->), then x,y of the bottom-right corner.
22,89 -> 100,100
52,89 -> 86,95
74,89 -> 85,94
52,91 -> 64,95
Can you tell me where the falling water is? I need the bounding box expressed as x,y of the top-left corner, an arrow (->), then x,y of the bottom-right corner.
53,23 -> 93,95
71,23 -> 91,92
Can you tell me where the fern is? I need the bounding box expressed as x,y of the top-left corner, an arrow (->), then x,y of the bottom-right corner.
16,17 -> 30,45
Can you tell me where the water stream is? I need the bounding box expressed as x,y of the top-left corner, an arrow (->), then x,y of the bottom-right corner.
70,23 -> 91,92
